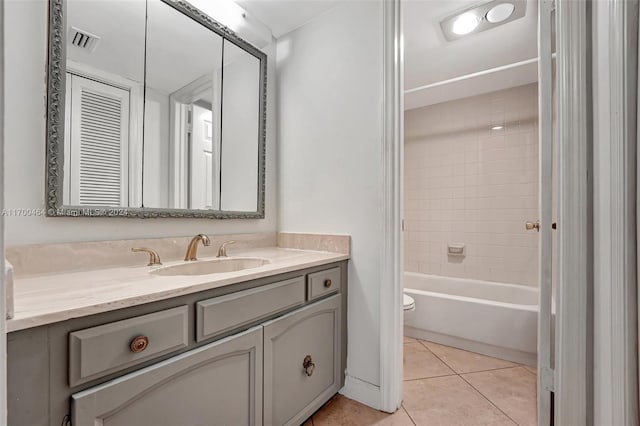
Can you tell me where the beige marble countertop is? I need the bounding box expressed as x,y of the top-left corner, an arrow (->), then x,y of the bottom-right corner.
7,247 -> 349,332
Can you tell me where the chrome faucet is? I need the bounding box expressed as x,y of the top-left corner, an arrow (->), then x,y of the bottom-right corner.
184,234 -> 211,261
217,240 -> 236,258
131,247 -> 162,266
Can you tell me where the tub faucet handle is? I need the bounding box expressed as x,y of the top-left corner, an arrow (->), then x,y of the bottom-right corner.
525,221 -> 540,232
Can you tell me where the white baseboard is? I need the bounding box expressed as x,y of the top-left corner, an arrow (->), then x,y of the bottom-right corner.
405,326 -> 537,367
339,374 -> 381,410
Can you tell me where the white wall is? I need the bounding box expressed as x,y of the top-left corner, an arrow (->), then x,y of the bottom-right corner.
277,0 -> 385,391
220,45 -> 260,212
404,84 -> 539,286
3,0 -> 277,246
142,88 -> 170,208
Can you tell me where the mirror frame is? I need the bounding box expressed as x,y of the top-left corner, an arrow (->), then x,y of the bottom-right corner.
45,0 -> 267,219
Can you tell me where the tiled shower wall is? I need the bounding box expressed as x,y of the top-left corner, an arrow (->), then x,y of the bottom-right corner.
404,83 -> 539,287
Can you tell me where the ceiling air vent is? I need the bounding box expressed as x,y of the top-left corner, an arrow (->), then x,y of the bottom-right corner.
69,27 -> 101,52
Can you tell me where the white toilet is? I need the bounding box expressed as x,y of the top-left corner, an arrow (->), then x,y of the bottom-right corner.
403,293 -> 415,320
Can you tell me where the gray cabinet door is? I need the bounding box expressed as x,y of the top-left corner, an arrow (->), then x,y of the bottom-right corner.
72,326 -> 263,426
263,295 -> 341,426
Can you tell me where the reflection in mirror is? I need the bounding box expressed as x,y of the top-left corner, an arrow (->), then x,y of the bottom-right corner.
144,0 -> 223,210
63,0 -> 146,207
48,0 -> 266,218
220,40 -> 261,212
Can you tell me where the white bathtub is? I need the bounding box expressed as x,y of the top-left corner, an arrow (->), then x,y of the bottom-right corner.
404,272 -> 538,365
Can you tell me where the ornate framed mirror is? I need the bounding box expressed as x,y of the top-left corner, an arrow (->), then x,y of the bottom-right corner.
46,0 -> 266,218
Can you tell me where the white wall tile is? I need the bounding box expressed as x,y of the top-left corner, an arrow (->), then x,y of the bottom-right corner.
404,84 -> 539,287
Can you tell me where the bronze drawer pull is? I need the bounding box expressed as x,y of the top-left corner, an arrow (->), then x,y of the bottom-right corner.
303,355 -> 315,376
324,279 -> 332,288
130,335 -> 149,353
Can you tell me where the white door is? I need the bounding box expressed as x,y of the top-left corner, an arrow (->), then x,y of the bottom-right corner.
189,103 -> 219,210
65,74 -> 130,207
536,1 -> 555,424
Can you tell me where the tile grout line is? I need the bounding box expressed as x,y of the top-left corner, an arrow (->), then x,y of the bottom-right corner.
412,339 -> 464,374
403,339 -> 536,426
410,340 -> 525,375
403,372 -> 458,382
457,365 -> 529,375
404,340 -> 456,375
401,403 -> 418,426
458,373 -> 520,426
410,339 -> 521,425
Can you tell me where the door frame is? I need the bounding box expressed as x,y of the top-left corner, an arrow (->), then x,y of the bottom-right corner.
593,0 -> 639,424
380,0 -> 599,421
537,2 -> 554,424
168,73 -> 221,209
65,60 -> 144,208
554,0 -> 594,423
0,0 -> 6,423
379,0 -> 404,413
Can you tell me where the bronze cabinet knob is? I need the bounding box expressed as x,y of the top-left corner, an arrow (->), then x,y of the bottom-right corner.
130,335 -> 149,353
324,279 -> 332,288
303,355 -> 315,377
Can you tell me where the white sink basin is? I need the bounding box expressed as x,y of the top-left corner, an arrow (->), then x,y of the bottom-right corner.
151,257 -> 270,276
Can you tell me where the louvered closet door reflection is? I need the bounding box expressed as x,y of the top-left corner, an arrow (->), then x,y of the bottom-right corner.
68,74 -> 130,206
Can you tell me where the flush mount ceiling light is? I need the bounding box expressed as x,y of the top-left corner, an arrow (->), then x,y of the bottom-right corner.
451,12 -> 480,35
440,0 -> 526,42
486,3 -> 516,23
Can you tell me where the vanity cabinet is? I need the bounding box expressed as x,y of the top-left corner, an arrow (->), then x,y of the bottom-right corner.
196,276 -> 306,342
72,326 -> 263,426
68,305 -> 190,386
263,295 -> 341,426
7,261 -> 348,426
306,267 -> 341,301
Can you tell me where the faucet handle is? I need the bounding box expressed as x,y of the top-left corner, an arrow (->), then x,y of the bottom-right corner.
131,247 -> 162,266
217,240 -> 236,258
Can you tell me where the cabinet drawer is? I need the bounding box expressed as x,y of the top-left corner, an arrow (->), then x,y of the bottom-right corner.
196,276 -> 305,342
72,326 -> 263,426
69,306 -> 189,387
307,267 -> 341,301
263,295 -> 341,426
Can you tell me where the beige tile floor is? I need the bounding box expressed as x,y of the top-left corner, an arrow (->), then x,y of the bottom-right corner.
304,337 -> 537,426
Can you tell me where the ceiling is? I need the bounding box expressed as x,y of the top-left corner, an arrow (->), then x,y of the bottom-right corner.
68,0 -> 538,108
68,0 -> 222,94
67,0 -> 257,96
145,0 -> 224,94
66,0 -> 146,84
235,0 -> 342,38
403,0 -> 538,109
234,0 -> 538,109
